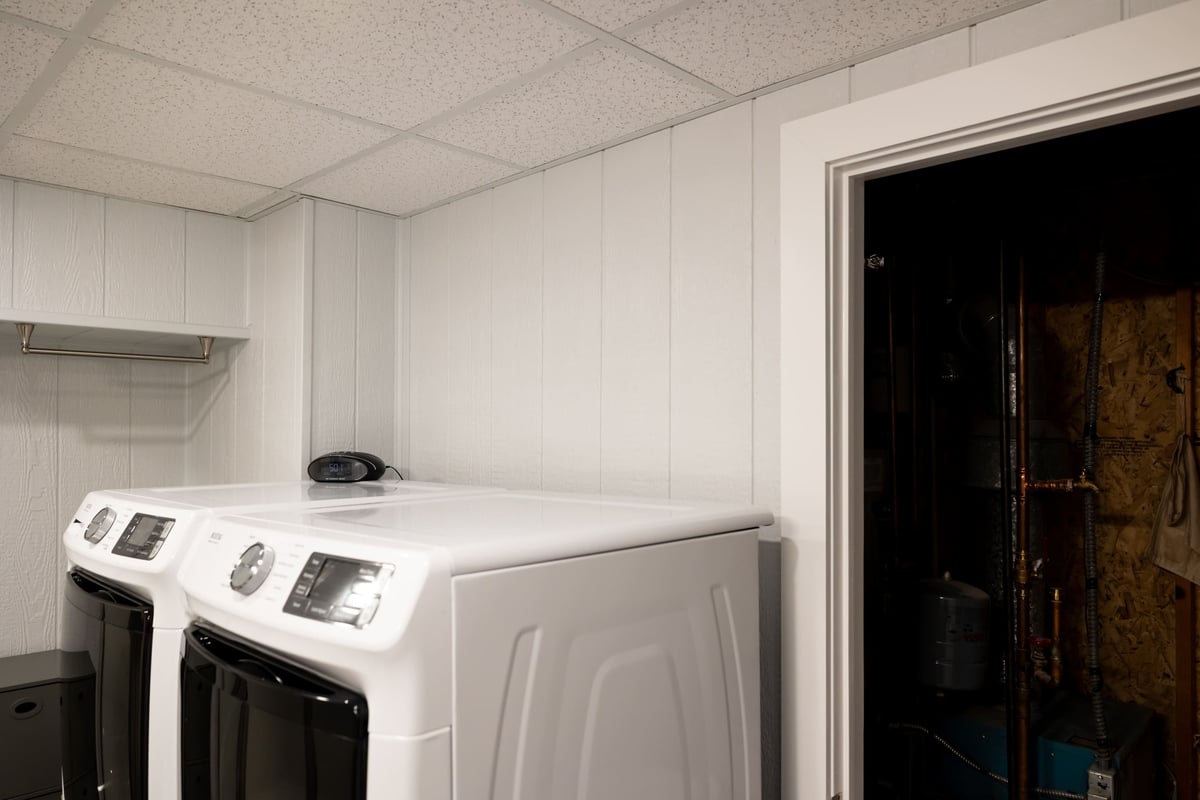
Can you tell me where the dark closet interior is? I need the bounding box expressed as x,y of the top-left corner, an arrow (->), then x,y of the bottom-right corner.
862,104 -> 1200,799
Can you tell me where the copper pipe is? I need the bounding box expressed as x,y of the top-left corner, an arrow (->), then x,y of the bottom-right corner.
1050,587 -> 1063,687
1028,471 -> 1100,494
1014,257 -> 1032,800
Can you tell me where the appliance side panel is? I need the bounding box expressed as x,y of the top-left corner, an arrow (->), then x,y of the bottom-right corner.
453,529 -> 760,800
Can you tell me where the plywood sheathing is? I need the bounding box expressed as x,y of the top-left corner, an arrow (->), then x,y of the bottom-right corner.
1043,289 -> 1180,767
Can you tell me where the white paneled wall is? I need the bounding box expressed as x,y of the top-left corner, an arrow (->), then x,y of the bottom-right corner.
0,180 -> 12,310
444,192 -> 492,485
309,199 -> 398,465
490,176 -> 543,490
542,155 -> 602,493
14,184 -> 104,315
600,131 -> 671,498
0,181 -> 244,656
405,112 -> 767,507
187,200 -> 312,484
669,104 -> 753,503
104,198 -> 185,321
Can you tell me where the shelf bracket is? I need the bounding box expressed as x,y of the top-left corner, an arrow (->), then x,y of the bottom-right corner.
15,323 -> 215,364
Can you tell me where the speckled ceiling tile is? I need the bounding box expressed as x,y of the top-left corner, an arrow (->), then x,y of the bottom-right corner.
17,45 -> 394,187
422,45 -> 720,168
92,0 -> 594,130
629,0 -> 1022,95
0,135 -> 280,215
543,0 -> 684,31
0,20 -> 62,121
0,0 -> 92,30
297,137 -> 518,217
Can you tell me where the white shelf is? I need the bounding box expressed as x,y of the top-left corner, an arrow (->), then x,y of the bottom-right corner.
0,309 -> 251,360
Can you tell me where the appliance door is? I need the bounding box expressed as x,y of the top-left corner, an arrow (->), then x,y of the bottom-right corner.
62,568 -> 154,800
180,625 -> 369,800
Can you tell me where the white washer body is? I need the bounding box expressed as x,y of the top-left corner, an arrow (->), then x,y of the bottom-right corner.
180,492 -> 770,800
61,479 -> 499,800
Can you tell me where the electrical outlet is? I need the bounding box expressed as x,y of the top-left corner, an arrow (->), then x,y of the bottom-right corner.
1087,762 -> 1116,800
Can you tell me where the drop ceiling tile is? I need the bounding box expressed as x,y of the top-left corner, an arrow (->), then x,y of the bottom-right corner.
422,45 -> 720,167
92,0 -> 593,130
0,0 -> 91,30
0,20 -> 62,121
18,46 -> 394,187
629,0 -> 1024,95
0,135 -> 279,215
543,0 -> 683,31
298,137 -> 519,217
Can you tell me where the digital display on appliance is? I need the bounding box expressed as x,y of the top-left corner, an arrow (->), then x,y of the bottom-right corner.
309,557 -> 369,603
126,515 -> 160,548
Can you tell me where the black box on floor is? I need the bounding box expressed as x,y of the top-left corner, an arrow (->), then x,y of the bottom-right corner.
0,649 -> 96,800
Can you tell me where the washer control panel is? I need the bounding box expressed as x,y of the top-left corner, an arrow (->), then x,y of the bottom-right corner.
283,553 -> 394,628
110,513 -> 176,560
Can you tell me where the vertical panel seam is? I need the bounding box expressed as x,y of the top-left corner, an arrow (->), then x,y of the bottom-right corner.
99,195 -> 107,318
52,356 -> 61,648
354,211 -> 362,450
182,212 -> 189,323
750,101 -> 758,506
597,155 -> 606,495
667,128 -> 674,499
540,177 -> 547,490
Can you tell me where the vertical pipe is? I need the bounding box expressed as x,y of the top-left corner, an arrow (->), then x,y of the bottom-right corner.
1175,285 -> 1196,800
887,262 -> 901,558
1014,257 -> 1032,800
997,246 -> 1019,800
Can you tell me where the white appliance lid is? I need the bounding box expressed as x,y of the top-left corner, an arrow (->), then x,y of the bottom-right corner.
104,479 -> 489,511
229,491 -> 774,574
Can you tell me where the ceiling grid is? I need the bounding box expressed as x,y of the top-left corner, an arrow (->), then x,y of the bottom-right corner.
0,0 -> 1040,218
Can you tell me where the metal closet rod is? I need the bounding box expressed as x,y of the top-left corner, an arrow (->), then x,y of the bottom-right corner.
15,323 -> 215,364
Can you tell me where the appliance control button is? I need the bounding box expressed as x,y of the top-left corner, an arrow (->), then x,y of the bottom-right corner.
307,601 -> 332,618
357,597 -> 381,627
230,543 -> 275,595
293,582 -> 312,597
329,607 -> 360,624
286,598 -> 307,613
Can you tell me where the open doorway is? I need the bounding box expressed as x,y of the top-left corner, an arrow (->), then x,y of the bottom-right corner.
859,105 -> 1199,798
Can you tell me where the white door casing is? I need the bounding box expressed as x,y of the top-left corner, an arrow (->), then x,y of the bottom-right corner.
778,3 -> 1200,799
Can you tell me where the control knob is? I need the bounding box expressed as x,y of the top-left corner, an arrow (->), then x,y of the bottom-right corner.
84,507 -> 117,543
230,543 -> 275,595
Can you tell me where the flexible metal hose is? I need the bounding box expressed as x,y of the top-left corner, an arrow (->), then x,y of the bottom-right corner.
1082,251 -> 1111,766
888,723 -> 1086,800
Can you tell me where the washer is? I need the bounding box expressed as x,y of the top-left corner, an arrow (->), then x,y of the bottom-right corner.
60,479 -> 500,800
177,491 -> 771,800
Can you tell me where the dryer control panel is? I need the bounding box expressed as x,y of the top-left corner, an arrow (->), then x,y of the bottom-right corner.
283,553 -> 393,627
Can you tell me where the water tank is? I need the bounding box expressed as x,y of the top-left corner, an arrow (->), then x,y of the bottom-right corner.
918,577 -> 990,692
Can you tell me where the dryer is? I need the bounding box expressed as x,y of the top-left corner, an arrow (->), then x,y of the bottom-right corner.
60,479 -> 499,800
177,491 -> 771,800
